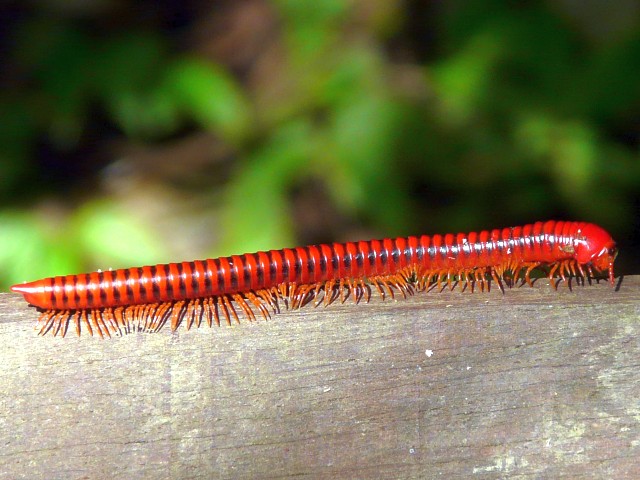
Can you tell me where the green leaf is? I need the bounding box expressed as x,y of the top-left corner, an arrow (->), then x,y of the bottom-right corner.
72,199 -> 168,269
321,93 -> 412,231
0,211 -> 78,287
219,120 -> 314,254
165,57 -> 252,143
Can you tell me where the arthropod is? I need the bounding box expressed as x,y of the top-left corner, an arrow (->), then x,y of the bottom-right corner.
11,220 -> 617,338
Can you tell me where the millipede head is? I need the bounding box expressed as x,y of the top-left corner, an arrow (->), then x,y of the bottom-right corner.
574,223 -> 617,286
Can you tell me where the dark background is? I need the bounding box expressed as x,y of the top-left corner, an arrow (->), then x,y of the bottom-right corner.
1,0 -> 638,288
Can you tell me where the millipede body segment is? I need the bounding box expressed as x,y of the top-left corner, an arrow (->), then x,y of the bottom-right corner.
11,220 -> 617,338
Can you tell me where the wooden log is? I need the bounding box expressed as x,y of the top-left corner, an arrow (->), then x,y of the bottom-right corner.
1,276 -> 638,479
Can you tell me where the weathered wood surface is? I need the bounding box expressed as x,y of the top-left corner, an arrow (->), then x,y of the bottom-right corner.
0,276 -> 638,479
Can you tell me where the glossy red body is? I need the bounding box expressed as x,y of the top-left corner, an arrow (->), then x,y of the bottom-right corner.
12,220 -> 617,311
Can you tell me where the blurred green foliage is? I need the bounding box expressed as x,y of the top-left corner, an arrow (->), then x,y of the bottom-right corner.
1,1 -> 639,288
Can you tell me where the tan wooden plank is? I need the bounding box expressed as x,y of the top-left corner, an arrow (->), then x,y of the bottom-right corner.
0,276 -> 638,479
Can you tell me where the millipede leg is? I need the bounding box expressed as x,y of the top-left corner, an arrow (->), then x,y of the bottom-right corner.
36,311 -> 51,336
445,271 -> 454,291
112,307 -> 126,333
245,291 -> 271,320
217,297 -> 231,326
278,283 -> 290,307
212,298 -> 222,327
89,311 -> 104,339
43,312 -> 55,336
59,311 -> 71,337
104,308 -> 120,336
142,304 -> 158,332
75,310 -> 85,337
382,278 -> 396,299
233,294 -> 256,321
204,297 -> 215,327
548,262 -> 561,289
574,261 -> 586,285
300,284 -> 318,308
313,283 -> 325,306
151,302 -> 172,332
51,311 -> 65,337
490,268 -> 504,293
98,311 -> 112,339
257,289 -> 279,313
360,278 -> 372,303
170,301 -> 185,331
456,270 -> 468,292
370,277 -> 386,300
338,278 -> 347,304
185,300 -> 196,330
322,280 -> 336,306
222,295 -> 239,325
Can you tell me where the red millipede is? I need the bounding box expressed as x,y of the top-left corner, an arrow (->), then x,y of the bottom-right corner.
11,220 -> 618,338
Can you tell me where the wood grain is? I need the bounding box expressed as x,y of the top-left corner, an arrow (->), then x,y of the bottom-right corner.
1,276 -> 638,479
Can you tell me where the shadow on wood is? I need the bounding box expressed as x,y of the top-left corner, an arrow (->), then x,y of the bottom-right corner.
1,277 -> 639,479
